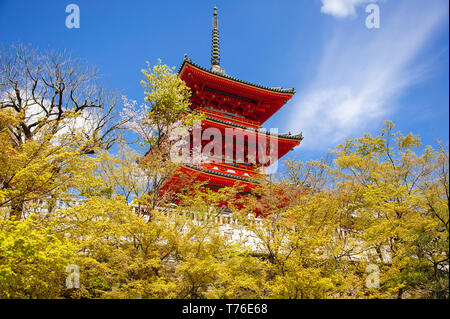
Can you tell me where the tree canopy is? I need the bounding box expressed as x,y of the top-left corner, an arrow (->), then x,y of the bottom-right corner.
0,45 -> 448,299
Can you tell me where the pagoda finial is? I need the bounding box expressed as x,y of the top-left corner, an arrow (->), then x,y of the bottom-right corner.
211,6 -> 226,75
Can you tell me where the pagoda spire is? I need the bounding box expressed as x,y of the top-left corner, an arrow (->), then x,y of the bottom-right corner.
210,6 -> 226,75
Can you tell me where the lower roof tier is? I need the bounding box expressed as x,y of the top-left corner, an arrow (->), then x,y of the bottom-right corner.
193,117 -> 302,166
161,164 -> 259,195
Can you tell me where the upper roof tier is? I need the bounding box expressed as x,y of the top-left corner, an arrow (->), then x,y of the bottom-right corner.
178,56 -> 295,125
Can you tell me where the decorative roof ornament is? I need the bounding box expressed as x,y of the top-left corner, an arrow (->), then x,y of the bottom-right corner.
210,6 -> 226,75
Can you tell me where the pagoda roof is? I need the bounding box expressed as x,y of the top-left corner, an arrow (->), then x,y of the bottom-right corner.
204,115 -> 303,141
178,55 -> 296,95
187,109 -> 303,142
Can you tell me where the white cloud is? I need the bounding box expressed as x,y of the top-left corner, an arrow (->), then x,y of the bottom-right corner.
1,89 -> 97,143
288,0 -> 447,150
320,0 -> 376,18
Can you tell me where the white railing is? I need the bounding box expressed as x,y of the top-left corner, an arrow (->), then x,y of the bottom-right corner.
131,204 -> 266,252
3,198 -> 266,252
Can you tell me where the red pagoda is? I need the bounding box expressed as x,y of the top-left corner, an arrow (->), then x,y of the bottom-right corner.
161,7 -> 303,196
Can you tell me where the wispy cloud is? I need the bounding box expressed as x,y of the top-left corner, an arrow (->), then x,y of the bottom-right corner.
320,0 -> 376,18
288,0 -> 447,150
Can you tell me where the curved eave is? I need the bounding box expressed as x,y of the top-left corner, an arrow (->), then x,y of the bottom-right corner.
178,55 -> 296,96
204,118 -> 303,143
186,109 -> 304,142
183,164 -> 260,185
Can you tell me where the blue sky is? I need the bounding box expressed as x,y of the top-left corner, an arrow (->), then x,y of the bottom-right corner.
0,0 -> 448,163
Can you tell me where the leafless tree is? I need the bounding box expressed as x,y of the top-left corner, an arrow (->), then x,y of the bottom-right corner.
0,42 -> 127,152
0,42 -> 129,219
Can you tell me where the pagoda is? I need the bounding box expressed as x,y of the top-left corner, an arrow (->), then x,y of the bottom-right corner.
161,7 -> 303,197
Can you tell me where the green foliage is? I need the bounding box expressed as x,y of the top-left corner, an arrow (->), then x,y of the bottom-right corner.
0,216 -> 74,298
1,52 -> 448,300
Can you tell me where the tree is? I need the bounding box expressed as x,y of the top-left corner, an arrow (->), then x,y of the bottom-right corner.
1,42 -> 447,299
48,186 -> 262,299
0,215 -> 74,298
122,59 -> 202,209
0,43 -> 124,151
333,121 -> 449,298
0,43 -> 126,219
232,176 -> 353,298
231,121 -> 449,298
95,144 -> 151,202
